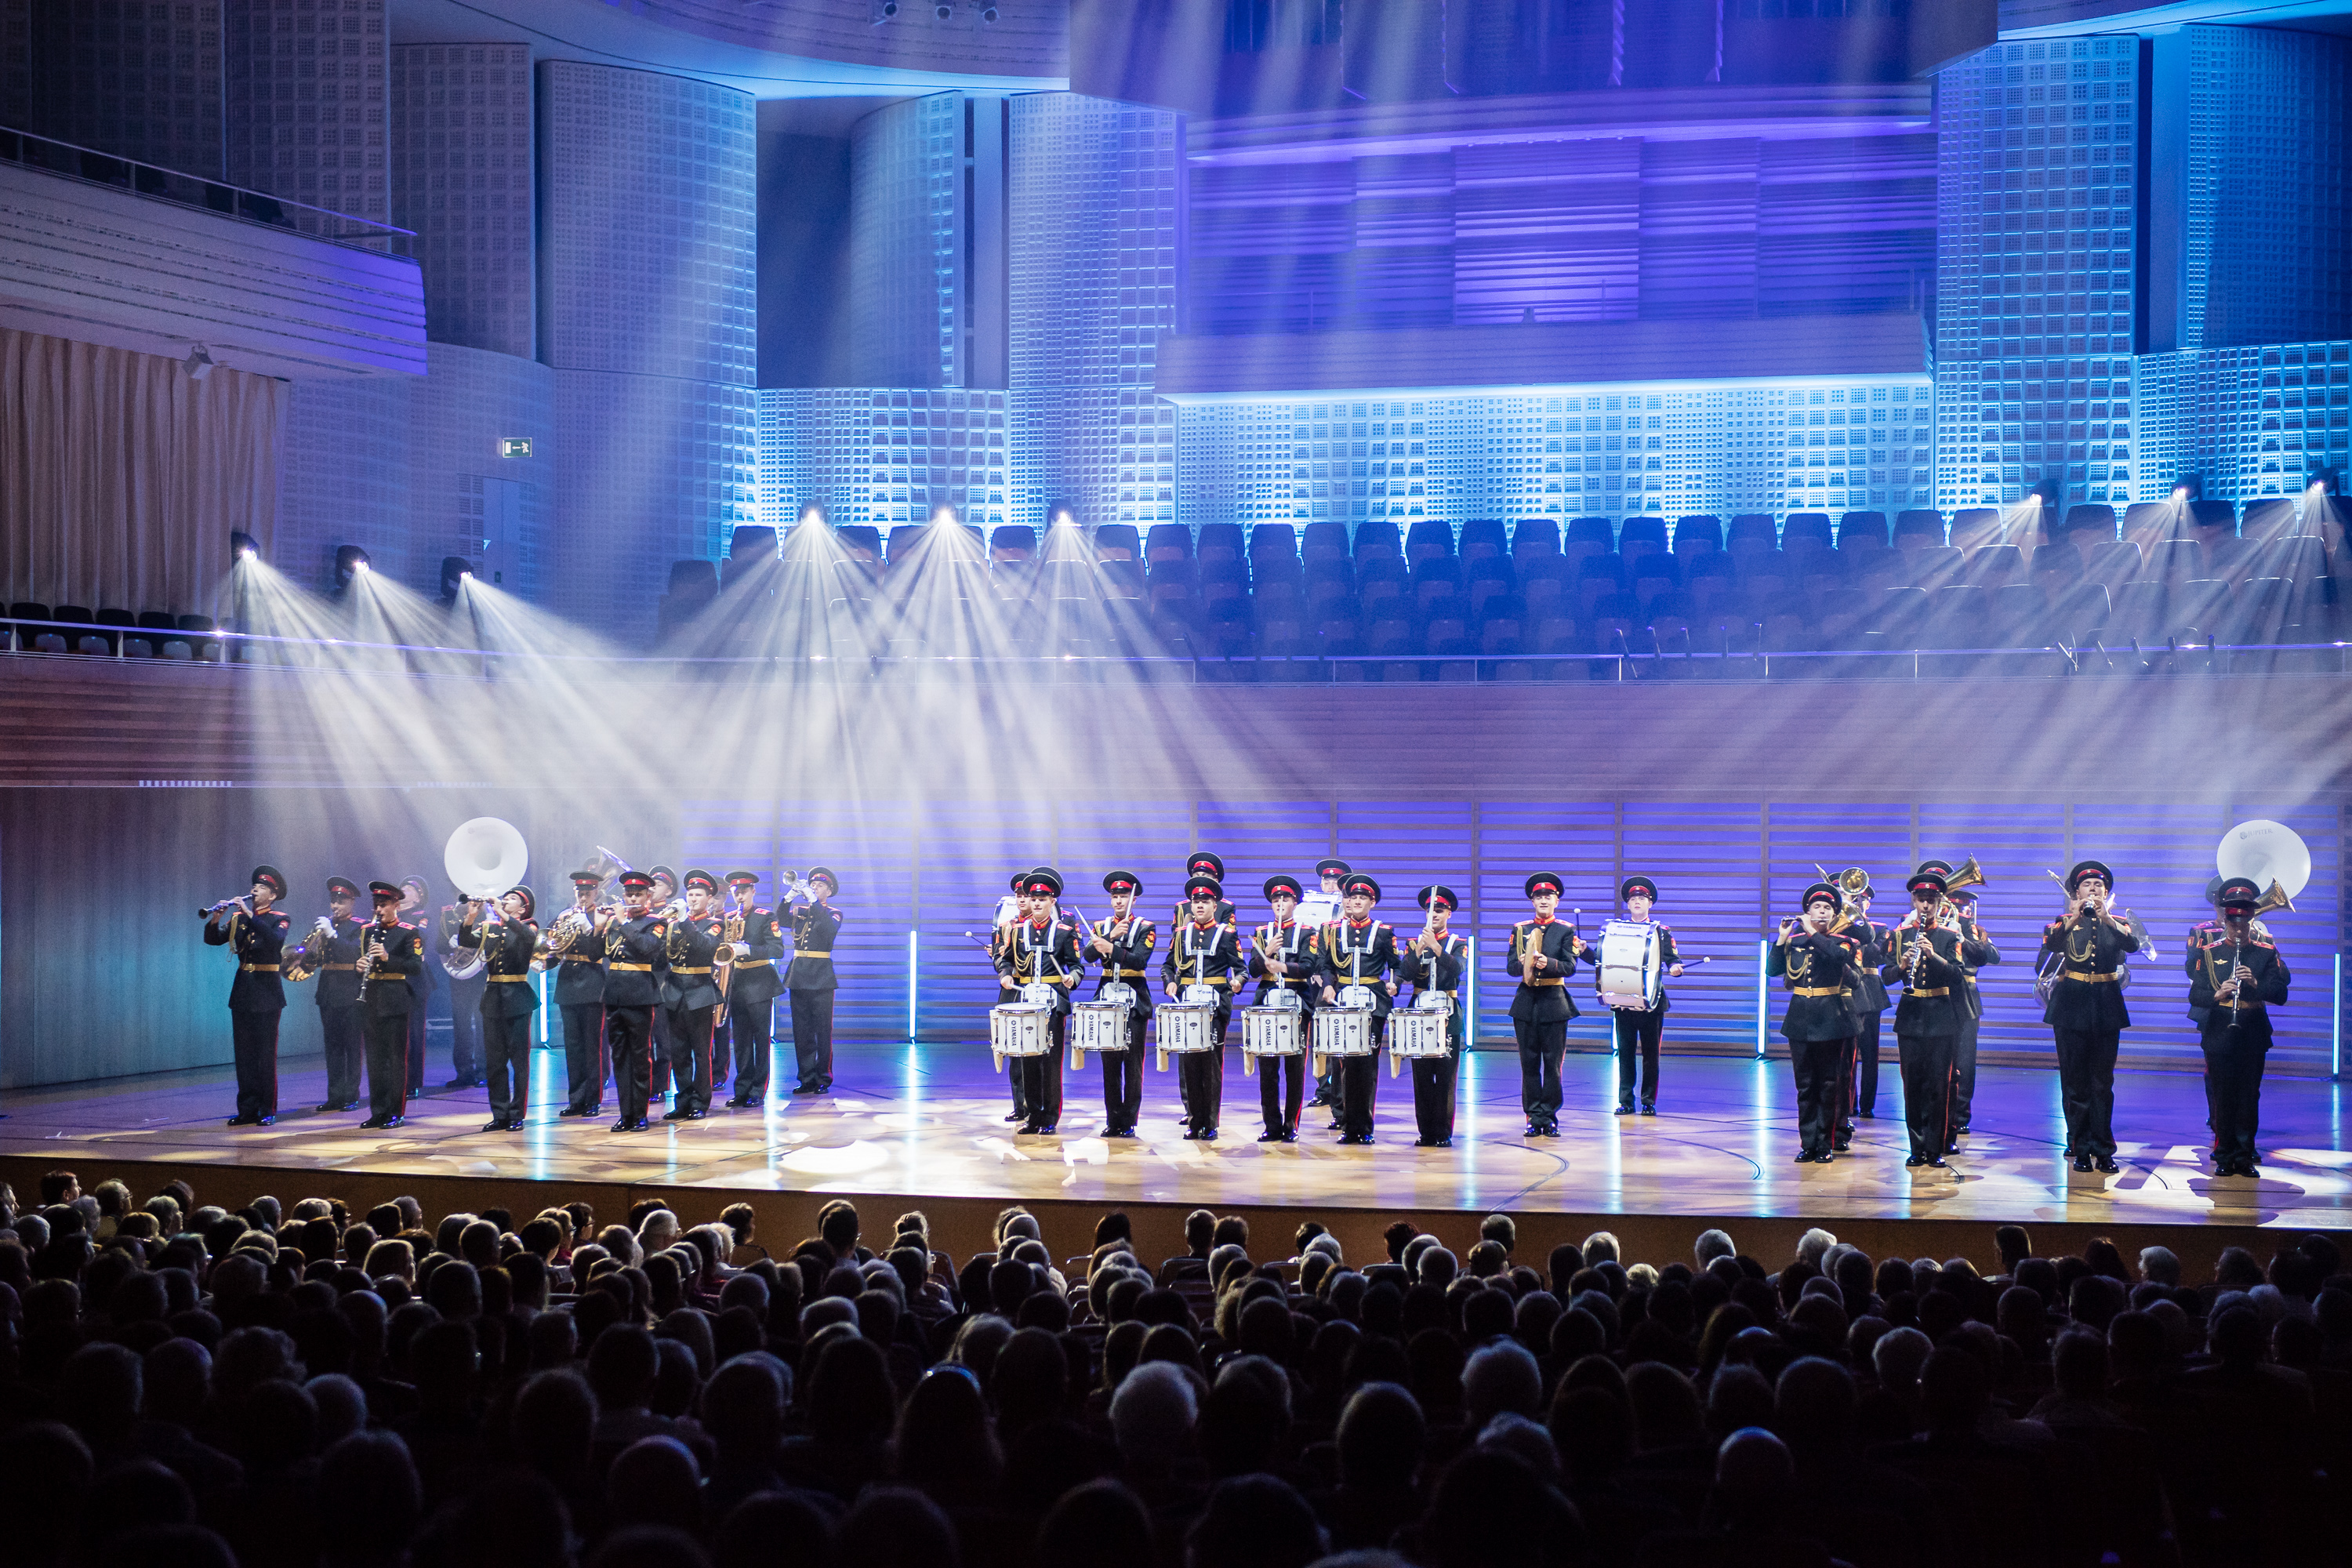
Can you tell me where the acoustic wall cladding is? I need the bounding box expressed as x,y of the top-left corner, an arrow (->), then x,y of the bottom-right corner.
675,795 -> 2343,1075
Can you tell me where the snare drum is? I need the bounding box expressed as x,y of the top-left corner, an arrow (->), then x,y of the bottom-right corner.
1386,1008 -> 1453,1076
1181,982 -> 1221,1007
1596,919 -> 1663,1011
1069,1000 -> 1131,1069
1311,1007 -> 1376,1076
1019,980 -> 1059,1008
1155,1000 -> 1219,1069
989,1004 -> 1052,1072
1239,1006 -> 1305,1076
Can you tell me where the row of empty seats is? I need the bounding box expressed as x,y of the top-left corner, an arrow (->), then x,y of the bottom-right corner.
2,604 -> 221,659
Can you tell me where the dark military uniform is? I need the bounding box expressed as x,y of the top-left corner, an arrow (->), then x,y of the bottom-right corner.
307,880 -> 367,1112
1174,851 -> 1238,928
1394,886 -> 1468,1148
1247,874 -> 1320,1142
662,873 -> 726,1120
398,880 -> 436,1097
788,871 -> 844,1094
1769,884 -> 1864,1163
2186,880 -> 2290,1175
458,896 -> 540,1129
434,902 -> 488,1087
1089,871 -> 1156,1137
601,876 -> 670,1130
2038,859 -> 2143,1171
1605,875 -> 1679,1116
357,887 -> 428,1127
202,867 -> 292,1124
998,870 -> 1085,1134
1878,872 -> 1972,1165
721,874 -> 786,1106
1319,875 -> 1398,1145
1505,873 -> 1582,1137
1162,876 -> 1243,1139
1835,902 -> 1889,1126
550,875 -> 608,1116
1945,898 -> 2000,1134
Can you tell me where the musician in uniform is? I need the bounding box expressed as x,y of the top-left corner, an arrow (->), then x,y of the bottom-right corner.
1247,874 -> 1320,1144
357,881 -> 426,1131
458,884 -> 540,1131
997,873 -> 1036,1125
1319,873 -> 1397,1147
646,866 -> 680,1098
787,869 -> 844,1095
1163,873 -> 1243,1141
599,870 -> 668,1131
550,870 -> 609,1118
1396,884 -> 1469,1149
434,886 -> 488,1090
397,875 -> 435,1099
1878,868 -> 1969,1168
1834,879 -> 1888,1140
998,868 -> 1083,1134
1307,858 -> 1350,1108
2186,877 -> 2290,1178
1087,871 -> 1156,1138
1769,881 -> 1864,1164
202,865 -> 292,1126
720,871 -> 786,1109
662,870 -> 726,1122
1918,859 -> 1999,1142
2039,860 -> 2143,1175
1176,852 -> 1238,927
1505,872 -> 1582,1139
308,877 -> 367,1112
1606,876 -> 1683,1117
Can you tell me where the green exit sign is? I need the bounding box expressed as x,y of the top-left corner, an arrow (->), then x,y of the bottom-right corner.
499,437 -> 532,458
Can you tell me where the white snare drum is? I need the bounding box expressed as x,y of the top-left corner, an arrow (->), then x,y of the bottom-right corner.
1596,919 -> 1663,1011
1338,983 -> 1378,1011
1069,1000 -> 1131,1067
1386,1008 -> 1453,1076
1019,980 -> 1058,1008
1239,1006 -> 1305,1075
1414,989 -> 1454,1015
1312,1007 -> 1377,1074
989,1004 -> 1052,1071
1265,985 -> 1305,1012
1182,982 -> 1221,1007
1097,979 -> 1137,1010
1155,1000 -> 1219,1067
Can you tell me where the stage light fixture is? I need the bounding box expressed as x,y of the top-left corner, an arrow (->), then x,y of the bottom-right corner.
2306,463 -> 2339,495
183,344 -> 216,381
873,0 -> 897,20
931,503 -> 960,525
2172,473 -> 2204,502
1047,503 -> 1077,528
333,544 -> 371,592
798,504 -> 826,528
982,5 -> 999,20
936,3 -> 953,18
438,555 -> 474,605
229,530 -> 260,563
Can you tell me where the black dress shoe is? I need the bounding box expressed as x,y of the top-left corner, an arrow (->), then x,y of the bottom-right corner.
557,1105 -> 586,1118
1278,1130 -> 1297,1143
1181,1127 -> 1201,1140
1954,1124 -> 1970,1135
225,1114 -> 254,1127
680,1109 -> 706,1121
661,1108 -> 688,1121
1434,1136 -> 1452,1148
1414,1136 -> 1436,1147
2096,1157 -> 2119,1174
1613,1102 -> 1635,1116
1797,1150 -> 1820,1164
1905,1154 -> 1928,1167
1640,1102 -> 1657,1116
2241,1161 -> 2260,1177
1927,1155 -> 1947,1168
1033,1123 -> 1058,1135
1832,1138 -> 1853,1152
1859,1109 -> 1875,1119
1526,1123 -> 1545,1138
2073,1154 -> 2094,1172
255,1115 -> 276,1126
1098,1123 -> 1120,1137
315,1102 -> 339,1113
481,1119 -> 508,1132
1259,1128 -> 1286,1142
1945,1141 -> 1961,1155
1541,1121 -> 1561,1138
1002,1109 -> 1025,1123
612,1117 -> 646,1131
1197,1127 -> 1216,1142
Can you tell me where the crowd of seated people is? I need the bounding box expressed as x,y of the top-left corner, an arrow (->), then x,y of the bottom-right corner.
4,1166 -> 2347,1568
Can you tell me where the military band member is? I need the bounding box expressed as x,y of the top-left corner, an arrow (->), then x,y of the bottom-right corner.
2041,860 -> 2143,1174
308,877 -> 366,1112
1606,876 -> 1683,1117
434,887 -> 488,1089
998,868 -> 1083,1134
662,871 -> 725,1121
2187,877 -> 2290,1178
1247,874 -> 1321,1144
1163,873 -> 1243,1140
600,871 -> 668,1131
788,869 -> 844,1094
459,884 -> 540,1131
397,875 -> 434,1098
720,871 -> 786,1109
1769,882 -> 1864,1163
358,881 -> 426,1130
1505,873 -> 1582,1139
551,870 -> 609,1118
998,873 -> 1038,1124
1878,869 -> 1969,1168
1396,884 -> 1469,1149
1175,852 -> 1238,927
203,865 -> 292,1126
1087,871 -> 1156,1138
1835,880 -> 1889,1139
1306,858 -> 1350,1108
1918,859 -> 2000,1142
1319,873 -> 1397,1147
647,865 -> 680,1098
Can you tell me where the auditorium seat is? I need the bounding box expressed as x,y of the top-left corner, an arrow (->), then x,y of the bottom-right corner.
1856,550 -> 1910,593
1145,523 -> 1192,564
1465,557 -> 1515,617
2063,504 -> 2118,543
2109,579 -> 2169,644
1098,560 -> 1145,601
1893,510 -> 1946,550
1631,555 -> 1681,615
1198,559 -> 1248,612
2120,503 -> 2172,539
1424,609 -> 1472,657
1411,558 -> 1465,612
8,601 -> 49,653
1247,522 -> 1301,566
1148,601 -> 1196,657
1509,517 -> 1561,561
1949,506 -> 2002,549
1686,555 -> 1737,617
1205,608 -> 1254,658
2259,535 -> 2328,590
132,609 -> 180,659
1304,558 -> 1355,614
989,525 -> 1036,566
1531,613 -> 1581,656
1838,511 -> 1890,551
1518,557 -> 1569,620
1255,609 -> 1308,658
2224,577 -> 2304,644
1617,516 -> 1668,564
1563,516 -> 1614,568
1867,586 -> 1929,649
835,525 -> 884,568
2143,539 -> 2201,586
1926,583 -> 1987,646
1251,554 -> 1304,599
1576,554 -> 1627,615
1406,518 -> 1455,564
1458,518 -> 1508,563
2187,499 -> 2238,543
2080,539 -> 2143,595
1301,521 -> 1352,562
1091,523 -> 1140,563
1195,522 -> 1245,564
1962,543 -> 2024,590
1036,557 -> 1098,607
2200,535 -> 2252,583
1479,594 -> 1526,655
885,523 -> 931,568
1312,604 -> 1363,656
176,613 -> 221,662
1733,550 -> 1792,600
1671,515 -> 1723,557
1353,519 -> 1404,561
1816,586 -> 1871,650
1588,592 -> 1639,656
1797,549 -> 1848,599
2239,496 -> 2298,540
1147,558 -> 1196,605
2053,582 -> 2112,643
1646,591 -> 1696,652
1358,554 -> 1407,610
1726,514 -> 1779,558
1782,513 -> 1834,553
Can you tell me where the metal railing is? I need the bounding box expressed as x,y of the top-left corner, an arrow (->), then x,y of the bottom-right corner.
0,126 -> 413,252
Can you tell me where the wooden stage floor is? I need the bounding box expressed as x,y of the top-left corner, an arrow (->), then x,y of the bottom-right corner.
3,1044 -> 2346,1233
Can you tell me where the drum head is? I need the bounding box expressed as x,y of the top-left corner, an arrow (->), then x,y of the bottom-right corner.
1098,980 -> 1135,1009
1271,986 -> 1303,1012
1339,985 -> 1377,1010
1020,982 -> 1057,1007
1415,990 -> 1452,1014
1183,983 -> 1219,1007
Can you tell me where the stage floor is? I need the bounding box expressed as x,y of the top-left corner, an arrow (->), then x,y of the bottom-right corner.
4,1044 -> 2347,1231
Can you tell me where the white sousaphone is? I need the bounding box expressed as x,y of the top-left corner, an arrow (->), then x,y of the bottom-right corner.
441,817 -> 530,980
2216,818 -> 2310,916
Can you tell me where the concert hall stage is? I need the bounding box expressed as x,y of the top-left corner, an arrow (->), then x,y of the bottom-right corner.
5,1044 -> 2344,1274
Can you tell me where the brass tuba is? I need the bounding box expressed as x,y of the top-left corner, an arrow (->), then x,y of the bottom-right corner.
1944,855 -> 1987,895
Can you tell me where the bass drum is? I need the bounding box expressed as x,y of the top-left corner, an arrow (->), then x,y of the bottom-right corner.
1595,919 -> 1661,1011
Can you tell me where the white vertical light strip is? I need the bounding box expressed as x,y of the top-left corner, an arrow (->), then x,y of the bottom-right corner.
908,928 -> 919,1041
1755,938 -> 1768,1059
2334,950 -> 2343,1080
1461,935 -> 1473,1045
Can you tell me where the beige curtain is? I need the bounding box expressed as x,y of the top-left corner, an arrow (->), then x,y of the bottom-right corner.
0,326 -> 285,615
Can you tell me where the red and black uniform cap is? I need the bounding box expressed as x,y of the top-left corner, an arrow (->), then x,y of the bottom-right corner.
1524,872 -> 1564,899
